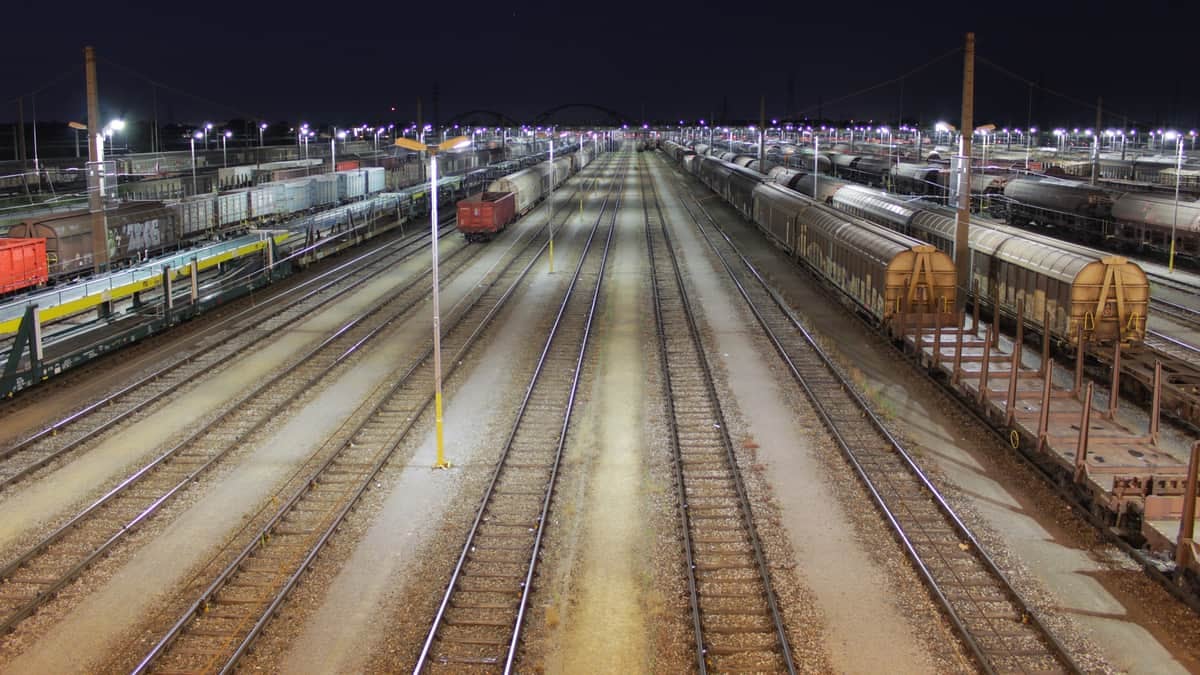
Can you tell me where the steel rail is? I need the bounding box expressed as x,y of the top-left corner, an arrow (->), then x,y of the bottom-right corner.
642,155 -> 796,674
0,228 -> 487,636
0,219 -> 458,490
413,154 -> 625,673
130,151 -> 620,675
666,155 -> 1080,675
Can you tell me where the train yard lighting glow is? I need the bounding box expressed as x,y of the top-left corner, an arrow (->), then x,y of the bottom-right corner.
259,122 -> 267,148
394,134 -> 473,470
221,130 -> 232,168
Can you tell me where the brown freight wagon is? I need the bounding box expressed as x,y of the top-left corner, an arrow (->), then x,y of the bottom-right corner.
7,203 -> 178,279
457,192 -> 517,242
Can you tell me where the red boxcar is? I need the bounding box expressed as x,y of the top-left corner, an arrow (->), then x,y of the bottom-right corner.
335,159 -> 360,171
457,192 -> 517,241
0,238 -> 49,294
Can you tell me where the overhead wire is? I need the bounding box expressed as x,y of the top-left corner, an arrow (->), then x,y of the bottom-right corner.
98,57 -> 267,122
792,46 -> 962,119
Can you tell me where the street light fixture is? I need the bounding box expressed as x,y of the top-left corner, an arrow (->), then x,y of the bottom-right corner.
69,121 -> 87,158
204,122 -> 212,150
394,134 -> 472,470
222,130 -> 232,168
259,122 -> 268,148
332,131 -> 346,172
103,119 -> 125,154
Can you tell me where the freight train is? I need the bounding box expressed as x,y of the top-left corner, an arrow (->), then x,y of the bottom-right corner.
0,142 -> 568,295
748,141 -> 1200,265
4,167 -> 388,285
661,140 -> 1149,348
456,145 -> 595,241
669,144 -> 958,332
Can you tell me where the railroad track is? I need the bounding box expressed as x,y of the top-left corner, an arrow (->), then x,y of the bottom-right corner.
642,156 -> 796,673
0,222 -> 491,636
0,219 -> 459,491
412,155 -> 625,673
660,155 -> 1082,674
1144,329 -> 1200,361
1150,296 -> 1200,333
129,152 -> 620,674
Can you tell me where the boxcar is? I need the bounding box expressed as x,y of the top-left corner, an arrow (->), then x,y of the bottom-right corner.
0,238 -> 48,294
908,208 -> 1148,345
457,192 -> 517,242
488,168 -> 544,215
752,182 -> 956,329
7,203 -> 178,277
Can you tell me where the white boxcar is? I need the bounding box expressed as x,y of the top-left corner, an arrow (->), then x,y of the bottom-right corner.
218,189 -> 252,227
487,168 -> 545,215
364,167 -> 386,194
312,175 -> 338,207
176,194 -> 216,237
336,170 -> 366,201
252,182 -> 285,218
549,155 -> 572,189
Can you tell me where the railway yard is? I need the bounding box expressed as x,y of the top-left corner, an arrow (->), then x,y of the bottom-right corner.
1,140 -> 1200,675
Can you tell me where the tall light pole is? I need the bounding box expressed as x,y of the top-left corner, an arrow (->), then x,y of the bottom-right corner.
330,130 -> 346,172
1168,131 -> 1185,273
222,130 -> 231,168
547,138 -> 557,273
189,131 -> 202,194
204,122 -> 212,150
259,122 -> 267,148
394,134 -> 471,470
102,119 -> 126,156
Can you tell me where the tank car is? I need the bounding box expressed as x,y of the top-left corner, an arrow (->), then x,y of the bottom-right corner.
1110,192 -> 1200,261
1003,177 -> 1114,238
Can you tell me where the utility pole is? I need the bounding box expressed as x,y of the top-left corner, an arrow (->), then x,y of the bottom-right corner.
758,95 -> 766,168
152,86 -> 159,153
17,97 -> 30,198
85,45 -> 109,274
954,32 -> 975,313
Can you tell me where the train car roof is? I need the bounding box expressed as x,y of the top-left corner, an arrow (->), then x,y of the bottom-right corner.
1112,191 -> 1200,231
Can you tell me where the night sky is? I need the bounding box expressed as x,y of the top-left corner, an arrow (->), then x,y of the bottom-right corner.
3,0 -> 1196,132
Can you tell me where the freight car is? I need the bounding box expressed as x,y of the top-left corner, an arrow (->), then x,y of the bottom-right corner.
676,150 -> 956,331
457,192 -> 517,242
665,143 -> 1149,347
1003,178 -> 1114,238
1109,192 -> 1200,261
825,183 -> 1148,346
694,155 -> 763,219
7,203 -> 180,278
0,239 -> 47,295
751,182 -> 957,330
485,155 -> 573,215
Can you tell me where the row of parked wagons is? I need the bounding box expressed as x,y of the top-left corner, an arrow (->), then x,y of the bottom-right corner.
1,167 -> 387,290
